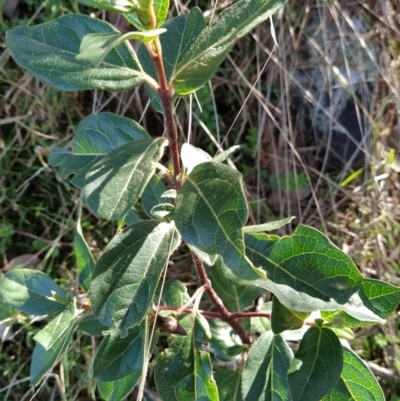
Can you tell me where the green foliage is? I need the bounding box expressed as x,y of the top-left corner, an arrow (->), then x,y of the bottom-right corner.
1,0 -> 399,399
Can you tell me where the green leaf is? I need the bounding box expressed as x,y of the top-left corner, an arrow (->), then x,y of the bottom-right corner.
288,327 -> 343,401
139,8 -> 206,112
181,143 -> 212,174
78,313 -> 109,336
271,297 -> 309,334
172,0 -> 288,94
49,112 -> 149,188
243,216 -> 296,233
215,368 -> 243,401
98,371 -> 142,401
242,331 -> 293,401
340,292 -> 385,324
250,303 -> 271,334
125,0 -> 170,29
208,320 -> 243,360
141,174 -> 168,218
90,221 -> 180,335
76,29 -> 166,66
74,220 -> 95,292
83,137 -> 168,220
30,301 -> 78,385
245,226 -> 363,304
154,314 -> 217,401
175,162 -> 264,281
321,309 -> 374,329
93,321 -> 146,381
205,260 -> 261,312
0,269 -> 67,315
6,15 -> 146,92
79,0 -> 138,13
213,145 -> 241,164
359,278 -> 400,319
322,346 -> 385,401
160,279 -> 191,307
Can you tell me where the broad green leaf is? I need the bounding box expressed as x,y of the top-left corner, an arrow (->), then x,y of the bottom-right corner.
139,8 -> 206,112
30,301 -> 78,385
288,327 -> 343,401
243,216 -> 295,233
93,321 -> 146,381
49,112 -> 149,188
242,331 -> 293,401
205,260 -> 261,312
79,0 -> 138,13
271,297 -> 309,334
77,29 -> 166,66
74,220 -> 95,292
78,313 -> 109,336
175,162 -> 264,281
125,0 -> 170,29
90,221 -> 180,335
172,0 -> 288,94
0,269 -> 67,315
322,346 -> 385,401
6,15 -> 146,92
141,175 -> 168,218
340,292 -> 385,324
83,137 -> 168,220
98,371 -> 142,401
154,314 -> 217,401
181,143 -> 212,174
321,310 -> 375,329
245,226 -> 363,304
160,279 -> 191,307
359,278 -> 400,319
215,368 -> 243,401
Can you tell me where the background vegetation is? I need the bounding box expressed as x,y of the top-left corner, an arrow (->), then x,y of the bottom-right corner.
1,0 -> 399,399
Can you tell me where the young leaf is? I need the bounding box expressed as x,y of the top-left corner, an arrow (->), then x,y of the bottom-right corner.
139,7 -> 206,112
245,225 -> 363,304
321,346 -> 385,401
214,368 -> 243,401
154,314 -> 217,401
172,0 -> 288,95
175,162 -> 265,281
83,137 -> 168,220
6,15 -> 146,92
359,278 -> 400,319
271,297 -> 309,334
30,301 -> 78,385
76,29 -> 166,66
213,145 -> 241,164
90,221 -> 180,335
93,321 -> 146,381
242,331 -> 293,401
141,174 -> 168,218
79,0 -> 138,13
288,327 -> 343,401
74,220 -> 95,292
0,269 -> 68,315
49,112 -> 149,188
181,143 -> 212,174
159,279 -> 191,307
243,216 -> 295,233
125,0 -> 170,29
98,371 -> 142,401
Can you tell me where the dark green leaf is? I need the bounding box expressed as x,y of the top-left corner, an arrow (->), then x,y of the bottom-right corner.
271,297 -> 309,334
205,260 -> 261,312
175,162 -> 264,281
172,0 -> 288,94
6,15 -> 146,92
83,137 -> 168,220
245,226 -> 363,304
49,112 -> 149,188
90,221 -> 180,335
288,327 -> 343,401
359,278 -> 400,319
98,371 -> 142,401
30,301 -> 78,385
139,8 -> 206,112
322,346 -> 385,401
78,313 -> 109,336
79,0 -> 138,13
141,175 -> 168,218
74,220 -> 95,292
242,331 -> 293,401
215,368 -> 243,401
243,216 -> 295,233
0,269 -> 67,315
93,321 -> 146,381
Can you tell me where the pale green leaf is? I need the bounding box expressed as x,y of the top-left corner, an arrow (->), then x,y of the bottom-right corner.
213,145 -> 241,163
79,0 -> 138,13
172,0 -> 288,94
271,297 -> 309,334
6,15 -> 145,92
30,301 -> 78,385
242,331 -> 293,401
90,221 -> 180,335
160,279 -> 191,307
0,269 -> 67,316
83,137 -> 168,220
181,143 -> 212,174
243,216 -> 295,233
322,346 -> 385,401
175,162 -> 265,281
288,327 -> 343,401
208,320 -> 243,361
124,0 -> 170,30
